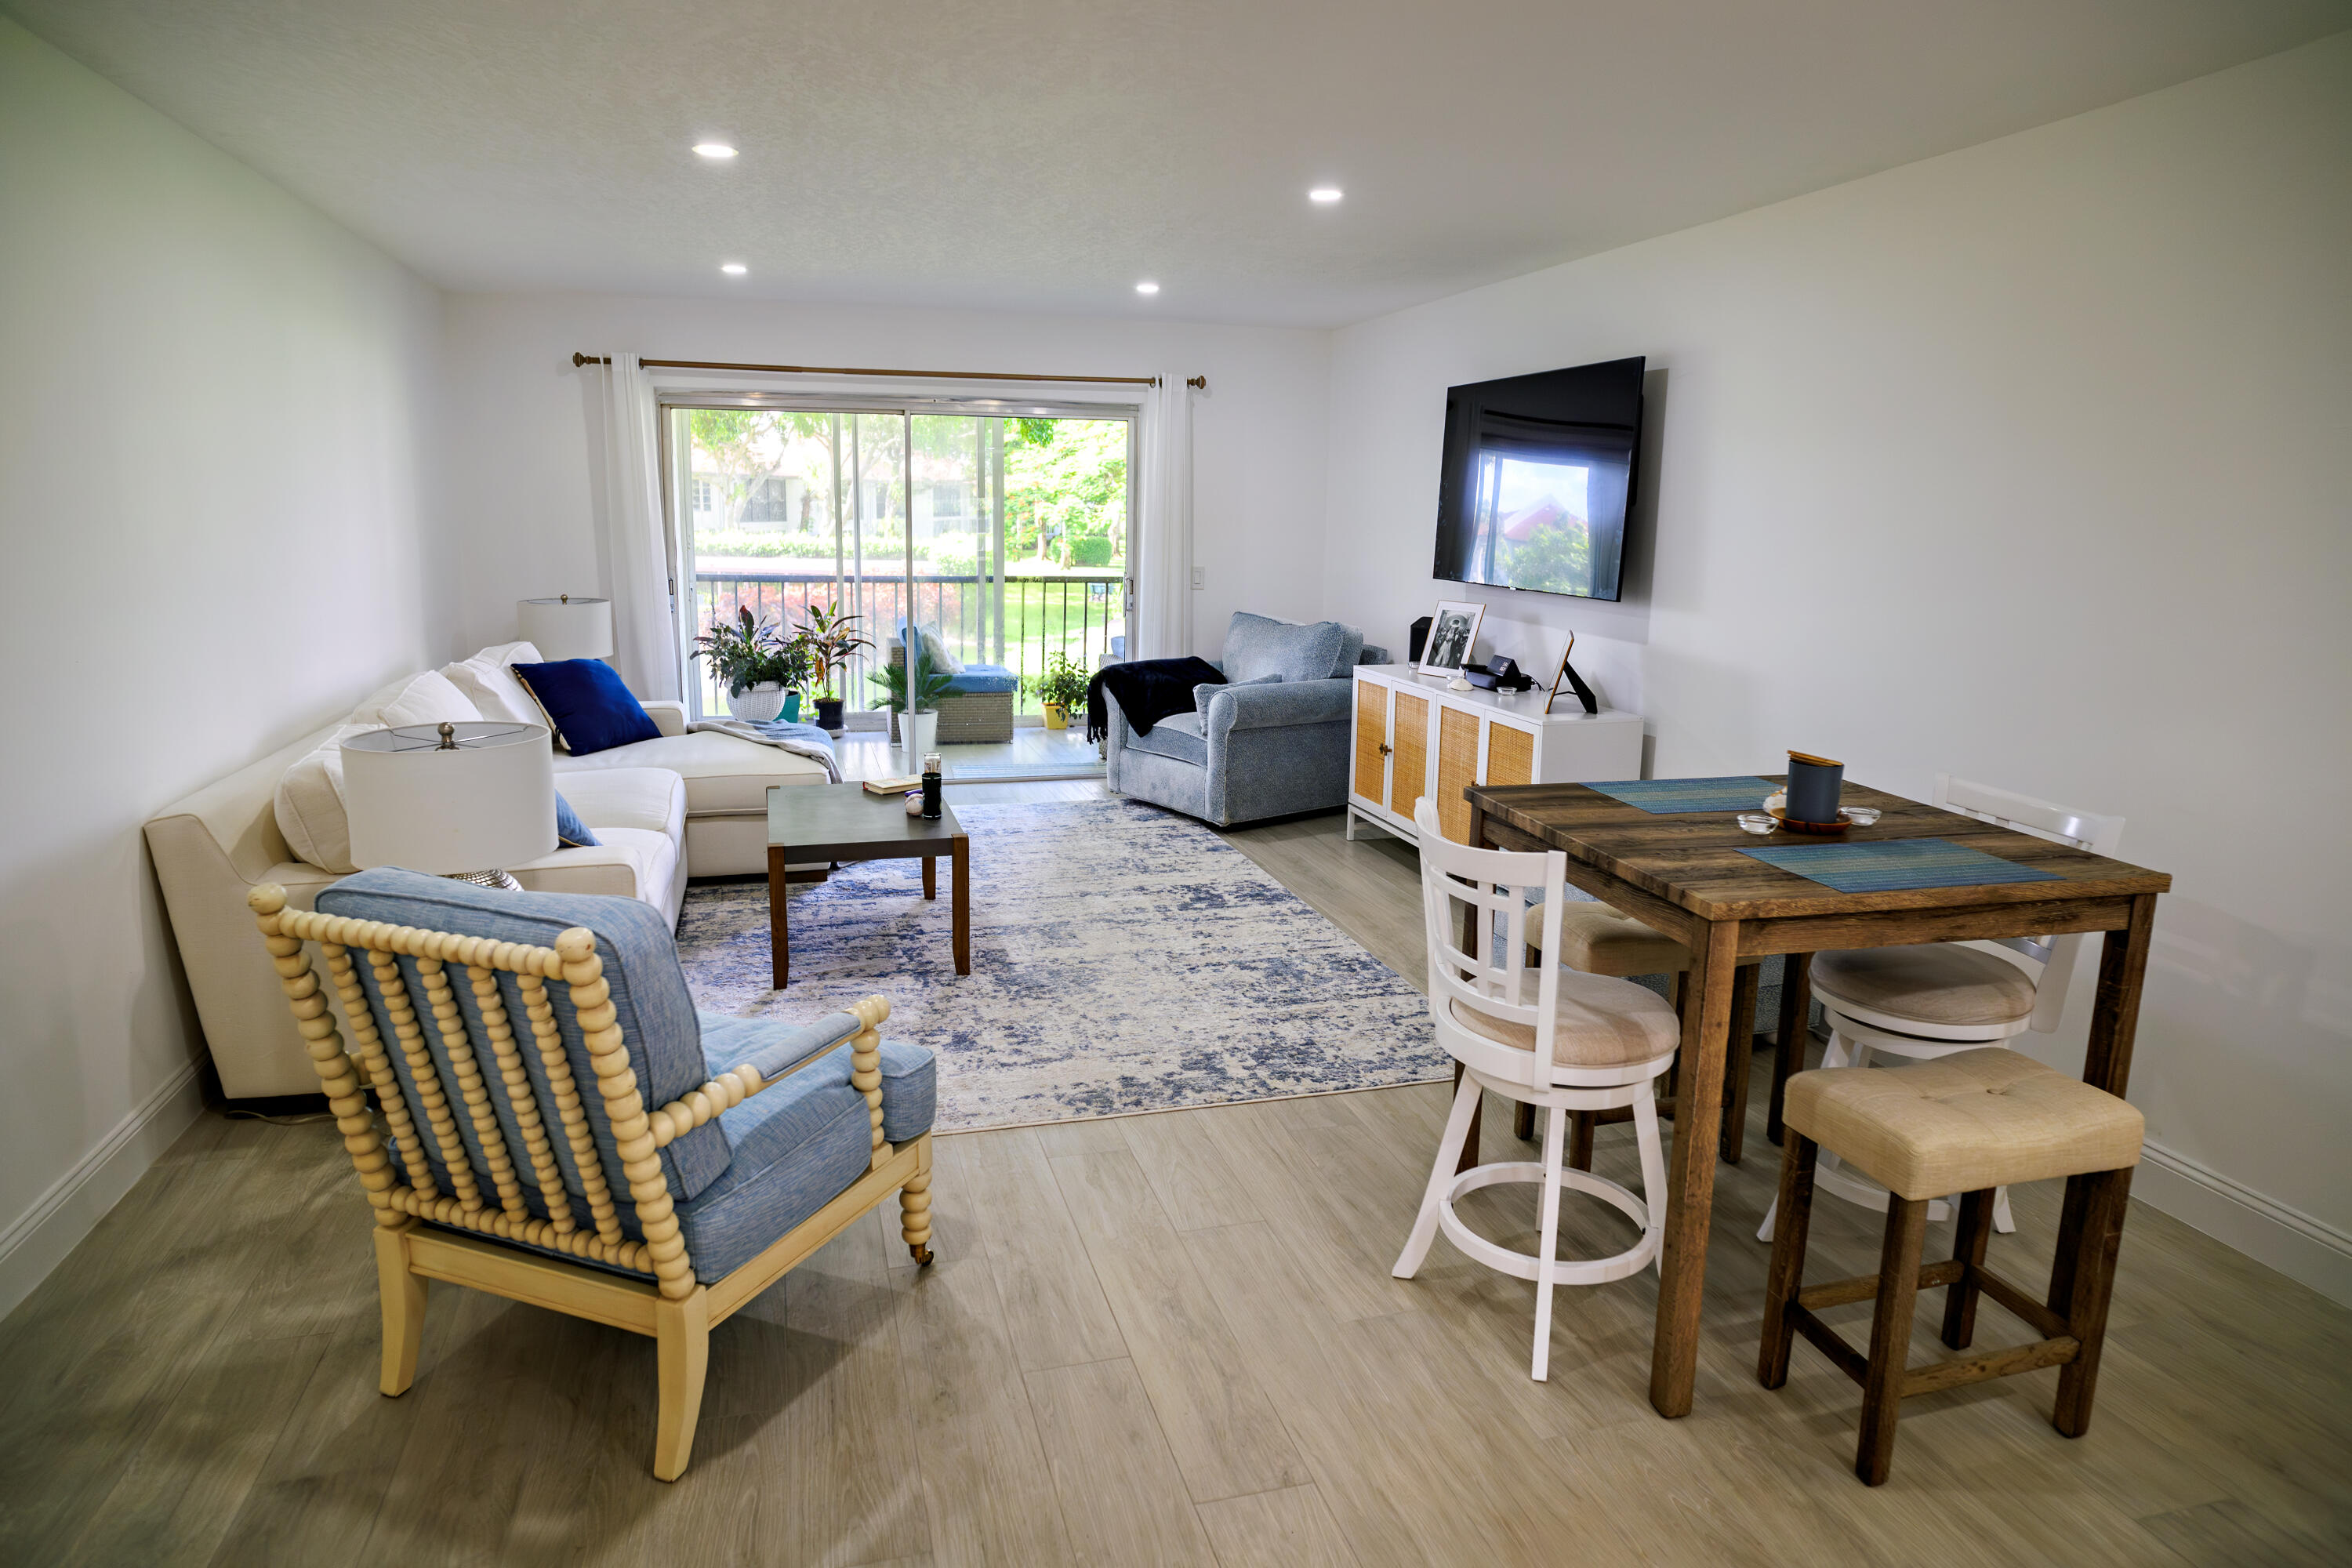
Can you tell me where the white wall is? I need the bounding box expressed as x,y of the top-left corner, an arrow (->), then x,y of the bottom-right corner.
440,292 -> 1330,662
1321,35 -> 2352,1296
0,19 -> 451,1315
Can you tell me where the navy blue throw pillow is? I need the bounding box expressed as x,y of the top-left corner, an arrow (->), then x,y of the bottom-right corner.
510,659 -> 661,755
554,790 -> 601,848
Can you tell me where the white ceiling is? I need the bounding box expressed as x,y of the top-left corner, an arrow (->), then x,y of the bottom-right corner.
11,1 -> 2347,328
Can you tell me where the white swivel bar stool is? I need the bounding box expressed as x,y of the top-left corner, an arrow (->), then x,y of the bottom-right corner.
1392,798 -> 1682,1381
1759,775 -> 2125,1241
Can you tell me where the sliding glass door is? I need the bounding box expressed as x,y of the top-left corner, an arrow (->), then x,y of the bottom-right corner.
666,398 -> 1134,727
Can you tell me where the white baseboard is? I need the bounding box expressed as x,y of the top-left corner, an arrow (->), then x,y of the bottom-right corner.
2134,1138 -> 2352,1308
0,1060 -> 207,1322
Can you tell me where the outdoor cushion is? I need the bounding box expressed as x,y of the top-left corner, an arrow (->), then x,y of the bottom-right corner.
1222,612 -> 1349,686
1127,710 -> 1207,768
315,869 -> 728,1225
944,662 -> 1021,695
1447,967 -> 1682,1067
1785,1047 -> 2143,1200
1812,945 -> 2037,1026
513,659 -> 662,755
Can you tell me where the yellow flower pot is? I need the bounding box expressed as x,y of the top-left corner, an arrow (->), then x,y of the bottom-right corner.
1043,702 -> 1069,730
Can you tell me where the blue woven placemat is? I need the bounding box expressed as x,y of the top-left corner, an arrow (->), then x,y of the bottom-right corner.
1586,776 -> 1778,814
1740,837 -> 2062,893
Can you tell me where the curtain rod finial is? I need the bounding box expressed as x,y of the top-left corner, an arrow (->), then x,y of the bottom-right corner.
1187,376 -> 1207,391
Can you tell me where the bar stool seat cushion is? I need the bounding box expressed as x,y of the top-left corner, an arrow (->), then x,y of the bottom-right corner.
1810,945 -> 2037,1026
1527,902 -> 1692,976
1449,969 -> 1682,1068
1784,1047 -> 2143,1200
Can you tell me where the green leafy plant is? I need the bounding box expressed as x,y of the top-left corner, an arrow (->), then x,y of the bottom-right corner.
793,601 -> 872,699
1029,651 -> 1091,712
691,606 -> 799,695
869,648 -> 960,713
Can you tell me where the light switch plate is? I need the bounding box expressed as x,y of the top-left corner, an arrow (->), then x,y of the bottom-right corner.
1191,566 -> 1205,589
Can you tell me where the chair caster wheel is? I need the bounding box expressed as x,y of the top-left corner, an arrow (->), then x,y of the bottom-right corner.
910,1244 -> 934,1266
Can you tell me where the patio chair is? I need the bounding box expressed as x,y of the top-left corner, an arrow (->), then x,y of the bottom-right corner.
249,868 -> 937,1480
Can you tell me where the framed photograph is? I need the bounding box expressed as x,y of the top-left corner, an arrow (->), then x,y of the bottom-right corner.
1419,600 -> 1485,677
1542,631 -> 1599,715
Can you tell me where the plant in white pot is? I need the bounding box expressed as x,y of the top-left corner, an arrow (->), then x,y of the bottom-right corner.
869,648 -> 958,769
693,607 -> 798,724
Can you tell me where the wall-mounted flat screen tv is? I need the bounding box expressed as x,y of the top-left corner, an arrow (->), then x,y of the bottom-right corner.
1433,356 -> 1645,602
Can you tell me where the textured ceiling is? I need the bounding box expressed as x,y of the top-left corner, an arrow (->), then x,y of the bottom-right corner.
10,1 -> 2348,327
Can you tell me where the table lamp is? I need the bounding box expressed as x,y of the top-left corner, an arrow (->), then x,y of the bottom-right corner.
517,594 -> 615,661
342,721 -> 556,890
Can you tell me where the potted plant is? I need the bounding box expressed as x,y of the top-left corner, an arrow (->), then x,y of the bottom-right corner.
1029,652 -> 1090,731
692,607 -> 797,724
793,601 -> 872,733
870,644 -> 959,765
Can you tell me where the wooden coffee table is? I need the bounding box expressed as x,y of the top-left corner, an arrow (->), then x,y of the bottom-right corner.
765,783 -> 969,987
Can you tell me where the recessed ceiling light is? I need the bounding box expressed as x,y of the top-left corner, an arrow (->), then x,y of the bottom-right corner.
1309,186 -> 1343,203
720,262 -> 747,275
1134,281 -> 1160,295
693,143 -> 738,159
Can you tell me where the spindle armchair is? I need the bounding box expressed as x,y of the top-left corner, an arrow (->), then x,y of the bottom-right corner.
249,868 -> 938,1481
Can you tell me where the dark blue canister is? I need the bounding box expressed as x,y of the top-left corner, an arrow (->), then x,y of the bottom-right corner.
1786,751 -> 1845,823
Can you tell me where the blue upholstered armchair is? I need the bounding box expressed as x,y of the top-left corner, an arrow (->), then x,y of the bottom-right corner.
251,868 -> 937,1481
1107,612 -> 1390,827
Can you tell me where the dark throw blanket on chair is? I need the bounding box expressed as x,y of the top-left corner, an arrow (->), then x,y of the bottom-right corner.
1087,656 -> 1225,742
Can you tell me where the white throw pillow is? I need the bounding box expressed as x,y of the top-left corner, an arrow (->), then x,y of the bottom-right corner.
273,723 -> 379,874
441,641 -> 546,724
372,669 -> 485,731
918,626 -> 964,675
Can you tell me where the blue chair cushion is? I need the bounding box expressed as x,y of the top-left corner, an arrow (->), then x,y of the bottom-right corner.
1127,710 -> 1207,768
944,662 -> 1020,695
688,1016 -> 938,1279
316,869 -> 727,1237
511,659 -> 662,754
1222,612 -> 1349,686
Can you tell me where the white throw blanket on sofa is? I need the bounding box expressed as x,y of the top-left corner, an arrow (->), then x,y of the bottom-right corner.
687,718 -> 844,782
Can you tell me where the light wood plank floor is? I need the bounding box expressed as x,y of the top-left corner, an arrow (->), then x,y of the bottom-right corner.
5,789 -> 2347,1566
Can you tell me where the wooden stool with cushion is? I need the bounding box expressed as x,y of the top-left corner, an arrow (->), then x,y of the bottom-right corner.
1759,1047 -> 2143,1486
1515,902 -> 1765,1166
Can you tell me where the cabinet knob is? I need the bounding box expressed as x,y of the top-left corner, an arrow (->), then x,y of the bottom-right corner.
1379,744 -> 1392,755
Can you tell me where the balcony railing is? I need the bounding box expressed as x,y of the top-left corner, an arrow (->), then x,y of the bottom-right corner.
692,569 -> 1123,719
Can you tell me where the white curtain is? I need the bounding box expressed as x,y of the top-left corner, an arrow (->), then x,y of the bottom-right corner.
1135,374 -> 1196,659
596,354 -> 683,700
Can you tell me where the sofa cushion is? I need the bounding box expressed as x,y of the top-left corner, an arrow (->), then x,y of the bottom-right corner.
511,826 -> 679,912
315,869 -> 728,1222
512,659 -> 662,755
441,641 -> 546,724
271,721 -> 380,874
1223,612 -> 1349,686
554,766 -> 687,837
1127,710 -> 1207,768
369,670 -> 485,731
555,730 -> 831,815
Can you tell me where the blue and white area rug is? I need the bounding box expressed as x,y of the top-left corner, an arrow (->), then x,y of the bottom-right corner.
676,799 -> 1446,1132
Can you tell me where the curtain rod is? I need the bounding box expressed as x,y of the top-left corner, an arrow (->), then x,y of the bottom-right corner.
572,352 -> 1204,390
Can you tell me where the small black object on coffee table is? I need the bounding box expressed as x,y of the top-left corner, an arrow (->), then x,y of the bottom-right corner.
764,783 -> 968,988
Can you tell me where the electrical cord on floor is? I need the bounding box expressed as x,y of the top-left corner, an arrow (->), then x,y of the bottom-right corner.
221,1106 -> 339,1126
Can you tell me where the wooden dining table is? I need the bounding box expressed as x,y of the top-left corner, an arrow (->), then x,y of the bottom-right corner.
1461,775 -> 2171,1419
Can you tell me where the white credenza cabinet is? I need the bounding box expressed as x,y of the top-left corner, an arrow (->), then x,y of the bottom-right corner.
1345,666 -> 1645,844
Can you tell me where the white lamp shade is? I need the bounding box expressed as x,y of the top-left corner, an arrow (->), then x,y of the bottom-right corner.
343,722 -> 557,873
517,596 -> 615,660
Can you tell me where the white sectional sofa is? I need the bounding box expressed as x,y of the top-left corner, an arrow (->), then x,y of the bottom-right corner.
145,644 -> 831,1098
